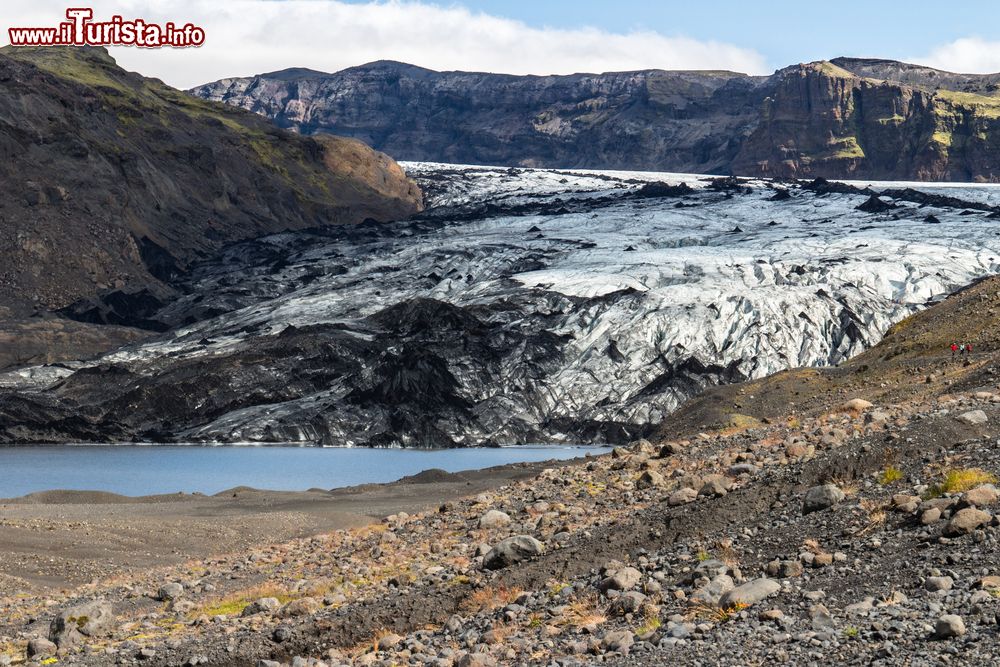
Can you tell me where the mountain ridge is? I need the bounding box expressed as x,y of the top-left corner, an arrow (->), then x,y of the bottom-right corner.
192,56 -> 1000,181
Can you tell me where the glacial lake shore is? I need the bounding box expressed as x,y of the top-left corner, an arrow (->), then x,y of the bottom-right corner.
0,444 -> 609,498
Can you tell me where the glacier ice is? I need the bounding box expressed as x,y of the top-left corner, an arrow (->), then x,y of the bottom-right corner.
2,164 -> 999,445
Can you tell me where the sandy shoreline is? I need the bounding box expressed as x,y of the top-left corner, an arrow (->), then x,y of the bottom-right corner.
0,458 -> 589,593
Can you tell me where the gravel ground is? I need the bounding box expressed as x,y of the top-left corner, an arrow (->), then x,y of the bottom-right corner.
5,385 -> 1000,666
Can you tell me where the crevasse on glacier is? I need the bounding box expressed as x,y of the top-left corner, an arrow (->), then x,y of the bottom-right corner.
3,164 -> 999,445
399,165 -> 1000,428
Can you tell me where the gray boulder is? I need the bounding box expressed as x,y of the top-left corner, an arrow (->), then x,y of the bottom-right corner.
958,410 -> 988,425
600,630 -> 635,654
49,599 -> 116,648
944,508 -> 991,536
457,653 -> 497,667
925,576 -> 953,592
240,597 -> 281,617
478,509 -> 512,529
635,470 -> 666,490
668,487 -> 698,506
935,614 -> 966,639
810,603 -> 835,631
27,638 -> 57,658
156,582 -> 184,601
718,578 -> 780,609
803,484 -> 846,514
693,558 -> 729,579
690,574 -> 735,606
482,535 -> 544,570
608,591 -> 647,616
961,485 -> 998,508
629,439 -> 657,456
600,566 -> 642,592
766,559 -> 804,578
698,475 -> 731,497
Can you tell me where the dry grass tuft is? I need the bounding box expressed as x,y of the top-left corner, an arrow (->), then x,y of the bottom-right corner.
370,627 -> 400,651
460,585 -> 523,613
686,601 -> 749,623
938,468 -> 997,494
855,498 -> 889,535
194,584 -> 295,618
561,594 -> 607,628
878,466 -> 904,485
802,538 -> 824,554
831,477 -> 860,497
483,622 -> 515,644
634,615 -> 662,635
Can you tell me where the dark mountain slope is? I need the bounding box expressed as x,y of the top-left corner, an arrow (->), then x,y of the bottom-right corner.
0,46 -> 422,319
192,58 -> 1000,181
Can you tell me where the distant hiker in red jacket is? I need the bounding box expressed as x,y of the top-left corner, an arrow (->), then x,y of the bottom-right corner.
951,343 -> 959,358
966,343 -> 973,355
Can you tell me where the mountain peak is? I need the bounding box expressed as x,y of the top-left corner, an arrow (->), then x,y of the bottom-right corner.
771,60 -> 857,79
832,56 -> 952,75
830,56 -> 1000,90
343,60 -> 435,75
2,45 -> 131,89
256,66 -> 331,80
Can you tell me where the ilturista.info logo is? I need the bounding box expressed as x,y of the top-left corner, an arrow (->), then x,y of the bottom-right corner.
8,8 -> 205,48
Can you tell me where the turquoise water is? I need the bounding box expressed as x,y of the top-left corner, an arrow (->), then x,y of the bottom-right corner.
0,445 -> 607,498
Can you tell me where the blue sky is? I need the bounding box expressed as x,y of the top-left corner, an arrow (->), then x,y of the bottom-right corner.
404,0 -> 1000,69
4,0 -> 999,88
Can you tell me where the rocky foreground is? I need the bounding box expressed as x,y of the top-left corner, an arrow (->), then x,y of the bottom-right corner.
5,281 -> 1000,665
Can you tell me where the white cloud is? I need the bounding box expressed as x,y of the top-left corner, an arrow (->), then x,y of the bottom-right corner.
909,37 -> 1000,74
1,1 -> 769,88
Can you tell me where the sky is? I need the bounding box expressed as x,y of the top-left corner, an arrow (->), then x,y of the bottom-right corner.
2,0 -> 1000,89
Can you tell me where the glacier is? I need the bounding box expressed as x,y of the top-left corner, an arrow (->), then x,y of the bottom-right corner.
1,164 -> 999,446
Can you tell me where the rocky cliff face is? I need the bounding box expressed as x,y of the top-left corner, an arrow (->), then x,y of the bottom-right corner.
192,58 -> 1000,182
193,61 -> 764,174
732,61 -> 1000,181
